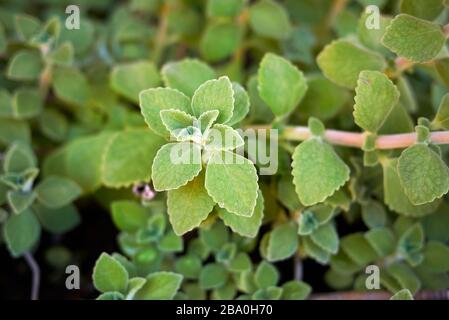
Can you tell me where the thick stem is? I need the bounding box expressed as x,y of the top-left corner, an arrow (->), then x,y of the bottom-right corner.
310,290 -> 449,300
281,126 -> 449,150
23,252 -> 40,300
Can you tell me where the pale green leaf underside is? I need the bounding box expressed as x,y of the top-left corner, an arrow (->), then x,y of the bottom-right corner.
381,14 -> 445,63
160,109 -> 196,134
205,124 -> 244,151
292,138 -> 350,206
167,172 -> 215,235
354,70 -> 400,132
205,151 -> 258,216
398,144 -> 449,205
135,272 -> 183,300
152,142 -> 202,191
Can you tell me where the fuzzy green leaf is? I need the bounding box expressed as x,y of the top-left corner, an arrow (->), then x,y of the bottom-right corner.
420,241 -> 449,273
93,253 -> 129,294
390,289 -> 413,300
139,87 -> 192,138
103,129 -> 165,188
192,76 -> 234,124
365,227 -> 396,257
281,281 -> 312,300
432,93 -> 449,129
292,138 -> 350,206
354,71 -> 400,132
340,233 -> 379,266
205,124 -> 244,151
255,261 -> 279,289
249,0 -> 292,40
200,21 -> 242,62
381,14 -> 445,63
205,151 -> 258,216
111,201 -> 148,232
267,222 -> 298,261
7,191 -> 36,214
110,61 -> 161,103
162,59 -> 216,97
4,208 -> 41,257
226,83 -> 250,126
135,272 -> 183,300
167,172 -> 215,235
317,39 -> 386,88
398,144 -> 449,205
34,203 -> 80,234
52,66 -> 89,107
152,142 -> 202,191
160,109 -> 196,135
400,0 -> 444,21
35,176 -> 81,209
199,263 -> 228,289
12,88 -> 43,119
218,189 -> 264,238
7,49 -> 43,81
310,222 -> 339,254
258,53 -> 307,117
3,142 -> 36,173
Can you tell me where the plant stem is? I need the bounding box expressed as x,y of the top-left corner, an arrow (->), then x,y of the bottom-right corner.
23,252 -> 40,300
280,126 -> 449,150
310,290 -> 449,300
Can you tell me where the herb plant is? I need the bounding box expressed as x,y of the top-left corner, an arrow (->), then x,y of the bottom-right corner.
1,0 -> 449,301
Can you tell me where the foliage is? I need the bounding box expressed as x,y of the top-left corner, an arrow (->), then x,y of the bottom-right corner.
1,0 -> 449,301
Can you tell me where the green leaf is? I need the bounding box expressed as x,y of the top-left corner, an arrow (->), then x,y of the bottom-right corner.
167,172 -> 215,235
218,189 -> 264,238
207,0 -> 245,17
354,71 -> 400,132
192,76 -> 234,124
310,222 -> 339,254
398,223 -> 424,261
226,83 -> 250,126
0,23 -> 5,54
365,227 -> 396,257
357,12 -> 391,54
52,66 -> 89,106
197,110 -> 220,133
103,129 -> 165,188
382,158 -> 440,217
161,59 -> 216,97
340,233 -> 379,266
15,14 -> 41,41
200,21 -> 242,62
7,49 -> 43,81
292,138 -> 350,206
302,236 -> 331,264
93,253 -> 129,294
158,229 -> 183,252
7,190 -> 37,214
252,287 -> 283,300
432,93 -> 449,129
229,252 -> 252,272
3,142 -> 36,173
175,255 -> 202,279
420,241 -> 449,273
0,119 -> 31,147
255,261 -> 279,289
400,0 -> 444,20
249,0 -> 292,40
139,87 -> 192,138
387,262 -> 421,293
111,201 -> 148,232
299,75 -> 349,120
381,14 -> 445,63
277,175 -> 302,212
205,151 -> 258,216
199,263 -> 228,289
258,53 -> 307,117
12,88 -> 43,119
362,201 -> 387,228
135,272 -> 183,300
205,124 -> 244,151
97,292 -> 125,300
281,281 -> 312,300
199,222 -> 229,252
110,61 -> 161,103
267,222 -> 298,261
398,144 -> 449,205
34,203 -> 80,234
46,42 -> 74,66
390,289 -> 413,300
65,132 -> 115,192
35,176 -> 81,208
160,109 -> 195,134
152,142 -> 202,191
4,208 -> 41,257
317,39 -> 386,88
38,108 -> 68,142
